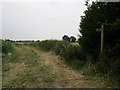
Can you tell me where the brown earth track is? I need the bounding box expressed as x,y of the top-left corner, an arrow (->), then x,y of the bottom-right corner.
2,45 -> 107,88
24,46 -> 106,88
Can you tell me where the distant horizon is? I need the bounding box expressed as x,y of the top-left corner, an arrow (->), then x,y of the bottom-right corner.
1,34 -> 79,41
1,33 -> 79,41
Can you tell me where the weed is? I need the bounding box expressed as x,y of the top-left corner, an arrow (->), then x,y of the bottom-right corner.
42,73 -> 57,83
3,65 -> 10,72
38,40 -> 58,51
39,65 -> 51,73
3,69 -> 36,88
67,60 -> 85,70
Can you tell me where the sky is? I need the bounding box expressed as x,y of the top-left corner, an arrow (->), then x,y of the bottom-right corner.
0,0 -> 88,41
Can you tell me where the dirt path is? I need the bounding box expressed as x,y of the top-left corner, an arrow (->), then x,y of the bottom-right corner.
24,46 -> 106,88
2,45 -> 106,88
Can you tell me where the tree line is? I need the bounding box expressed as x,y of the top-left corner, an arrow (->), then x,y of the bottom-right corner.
62,35 -> 76,42
78,1 -> 120,86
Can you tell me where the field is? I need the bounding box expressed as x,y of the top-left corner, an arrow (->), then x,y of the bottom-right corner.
1,1 -> 120,88
2,40 -> 111,88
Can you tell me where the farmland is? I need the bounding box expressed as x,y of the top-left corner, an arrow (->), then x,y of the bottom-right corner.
2,40 -> 109,88
1,1 -> 120,88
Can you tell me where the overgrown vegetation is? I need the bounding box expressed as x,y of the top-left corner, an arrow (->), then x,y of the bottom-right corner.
31,40 -> 58,51
29,2 -> 120,87
31,40 -> 85,62
2,45 -> 57,88
2,40 -> 19,63
2,40 -> 14,54
2,1 -> 120,88
78,1 -> 120,87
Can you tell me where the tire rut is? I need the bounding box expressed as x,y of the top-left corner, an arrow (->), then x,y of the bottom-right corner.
24,46 -> 104,88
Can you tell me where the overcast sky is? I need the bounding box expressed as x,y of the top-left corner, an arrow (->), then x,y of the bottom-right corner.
0,0 -> 87,40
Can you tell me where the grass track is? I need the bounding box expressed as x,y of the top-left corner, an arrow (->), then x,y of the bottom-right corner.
2,44 -> 108,88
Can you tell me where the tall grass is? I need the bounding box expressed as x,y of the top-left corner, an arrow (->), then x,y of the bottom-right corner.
29,40 -> 57,51
2,40 -> 18,63
38,40 -> 58,51
30,39 -> 120,87
32,40 -> 86,62
31,40 -> 86,72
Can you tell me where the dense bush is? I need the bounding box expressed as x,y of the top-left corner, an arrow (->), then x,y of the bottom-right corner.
41,40 -> 82,60
34,40 -> 86,62
78,2 -> 120,87
60,44 -> 85,61
2,40 -> 14,54
95,49 -> 119,75
54,41 -> 69,55
29,40 -> 57,51
38,40 -> 58,51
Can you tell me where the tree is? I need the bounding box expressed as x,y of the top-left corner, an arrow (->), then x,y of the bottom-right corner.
70,36 -> 76,42
78,1 -> 120,83
78,1 -> 120,59
62,35 -> 70,42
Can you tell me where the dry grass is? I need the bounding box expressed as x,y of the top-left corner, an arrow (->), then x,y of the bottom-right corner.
70,42 -> 79,46
2,45 -> 107,88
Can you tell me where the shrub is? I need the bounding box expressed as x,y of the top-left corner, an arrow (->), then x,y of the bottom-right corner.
54,41 -> 69,55
54,41 -> 86,61
35,40 -> 86,61
31,40 -> 87,72
2,40 -> 14,54
29,42 -> 39,47
38,40 -> 58,51
61,44 -> 85,61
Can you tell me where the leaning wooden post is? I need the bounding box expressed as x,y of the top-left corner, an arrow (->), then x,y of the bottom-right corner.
96,24 -> 104,52
101,24 -> 104,52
